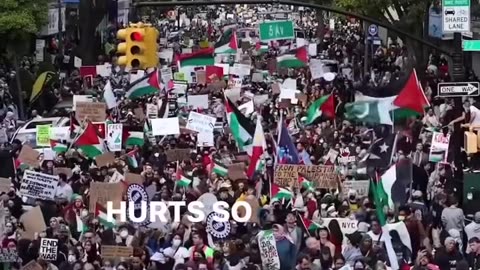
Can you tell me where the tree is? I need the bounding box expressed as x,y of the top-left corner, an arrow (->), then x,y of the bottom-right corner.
333,0 -> 432,67
78,0 -> 108,65
0,0 -> 49,120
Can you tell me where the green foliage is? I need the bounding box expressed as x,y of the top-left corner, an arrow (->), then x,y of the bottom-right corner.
334,0 -> 430,34
0,0 -> 49,40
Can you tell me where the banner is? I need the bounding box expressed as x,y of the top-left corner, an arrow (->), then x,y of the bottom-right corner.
106,124 -> 123,152
322,218 -> 358,245
429,132 -> 450,162
274,165 -> 338,189
20,170 -> 59,201
342,180 -> 370,198
39,238 -> 58,261
257,230 -> 281,270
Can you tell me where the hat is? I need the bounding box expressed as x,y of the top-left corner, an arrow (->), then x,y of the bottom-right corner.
346,231 -> 363,246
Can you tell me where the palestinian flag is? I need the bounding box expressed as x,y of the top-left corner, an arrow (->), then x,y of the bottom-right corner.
95,203 -> 118,229
70,112 -> 81,139
74,122 -> 104,159
375,159 -> 413,209
305,94 -> 335,125
255,42 -> 269,54
212,161 -> 228,177
224,96 -> 255,152
125,131 -> 144,147
158,94 -> 170,118
178,48 -> 215,67
271,183 -> 293,201
214,28 -> 238,54
126,149 -> 138,168
298,215 -> 322,233
276,46 -> 308,68
247,117 -> 267,178
177,174 -> 192,188
344,99 -> 394,125
356,69 -> 429,121
50,140 -> 68,153
76,214 -> 89,233
125,69 -> 161,100
298,174 -> 314,191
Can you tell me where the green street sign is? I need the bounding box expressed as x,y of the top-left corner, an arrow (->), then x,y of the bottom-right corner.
463,40 -> 480,51
259,21 -> 295,42
443,0 -> 469,6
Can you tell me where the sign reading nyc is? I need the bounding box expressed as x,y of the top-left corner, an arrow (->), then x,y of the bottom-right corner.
442,0 -> 470,33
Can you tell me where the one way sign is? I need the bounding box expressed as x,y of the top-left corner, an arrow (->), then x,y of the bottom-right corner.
438,82 -> 480,97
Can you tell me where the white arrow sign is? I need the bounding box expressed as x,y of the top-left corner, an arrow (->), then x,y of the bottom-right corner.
440,83 -> 478,95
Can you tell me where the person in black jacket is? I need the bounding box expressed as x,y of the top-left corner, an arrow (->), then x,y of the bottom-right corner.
467,237 -> 480,269
434,237 -> 463,270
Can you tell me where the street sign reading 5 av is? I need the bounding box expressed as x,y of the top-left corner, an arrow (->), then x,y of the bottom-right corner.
438,82 -> 479,97
259,21 -> 295,42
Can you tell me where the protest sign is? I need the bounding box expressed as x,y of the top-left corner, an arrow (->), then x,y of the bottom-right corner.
101,246 -> 133,258
50,127 -> 70,141
322,218 -> 358,245
228,163 -> 247,181
258,230 -> 281,270
19,206 -> 47,240
146,104 -> 158,119
109,170 -> 125,183
0,177 -> 11,193
196,70 -> 207,85
134,107 -> 145,121
72,95 -> 93,111
39,238 -> 58,261
0,248 -> 19,262
187,94 -> 209,109
75,102 -> 106,122
20,260 -> 42,270
342,180 -> 370,198
89,182 -> 124,212
151,118 -> 180,136
274,165 -> 338,189
124,172 -> 144,185
166,149 -> 191,162
18,145 -> 40,168
206,212 -> 231,240
36,125 -> 51,147
186,112 -> 216,134
429,132 -> 450,163
20,170 -> 59,201
94,152 -> 116,168
107,124 -> 123,152
53,167 -> 73,178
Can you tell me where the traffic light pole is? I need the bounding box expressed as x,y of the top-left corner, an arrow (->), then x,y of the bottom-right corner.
132,0 -> 452,56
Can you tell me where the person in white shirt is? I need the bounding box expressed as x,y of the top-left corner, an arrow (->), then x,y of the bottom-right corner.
367,219 -> 387,249
55,173 -> 73,203
162,233 -> 190,269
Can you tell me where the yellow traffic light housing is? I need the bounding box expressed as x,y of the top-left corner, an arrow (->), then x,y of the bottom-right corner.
116,23 -> 159,69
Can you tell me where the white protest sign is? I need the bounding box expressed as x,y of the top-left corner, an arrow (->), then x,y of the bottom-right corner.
186,112 -> 216,134
39,238 -> 58,261
429,132 -> 450,163
308,43 -> 317,56
188,95 -> 209,109
106,124 -> 123,152
109,170 -> 125,183
310,59 -> 324,79
238,100 -> 254,116
151,118 -> 180,136
322,218 -> 358,245
49,127 -> 70,141
197,132 -> 214,147
230,64 -> 251,76
146,103 -> 158,119
20,170 -> 59,201
257,230 -> 281,270
342,180 -> 370,198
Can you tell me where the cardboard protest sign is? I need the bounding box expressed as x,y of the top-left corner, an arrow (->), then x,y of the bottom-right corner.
0,248 -> 19,262
166,149 -> 191,162
20,170 -> 59,201
39,238 -> 58,261
124,172 -> 144,185
196,70 -> 207,85
274,165 -> 338,189
0,177 -> 11,193
19,206 -> 47,240
227,163 -> 247,181
18,145 -> 40,168
109,170 -> 125,183
278,99 -> 291,109
134,107 -> 145,121
271,83 -> 281,94
101,246 -> 133,258
53,167 -> 73,178
89,182 -> 124,212
75,102 -> 106,122
95,152 -> 116,168
342,180 -> 370,198
20,260 -> 43,270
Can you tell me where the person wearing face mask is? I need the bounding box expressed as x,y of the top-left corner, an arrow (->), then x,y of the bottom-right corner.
66,247 -> 81,265
162,233 -> 190,269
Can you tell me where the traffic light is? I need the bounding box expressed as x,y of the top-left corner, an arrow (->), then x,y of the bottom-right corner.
116,23 -> 159,69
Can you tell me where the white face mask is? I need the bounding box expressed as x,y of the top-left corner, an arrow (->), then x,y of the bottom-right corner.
154,153 -> 160,157
68,255 -> 76,263
172,239 -> 182,246
120,230 -> 128,239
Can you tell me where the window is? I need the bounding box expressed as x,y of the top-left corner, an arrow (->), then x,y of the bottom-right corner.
24,121 -> 55,130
